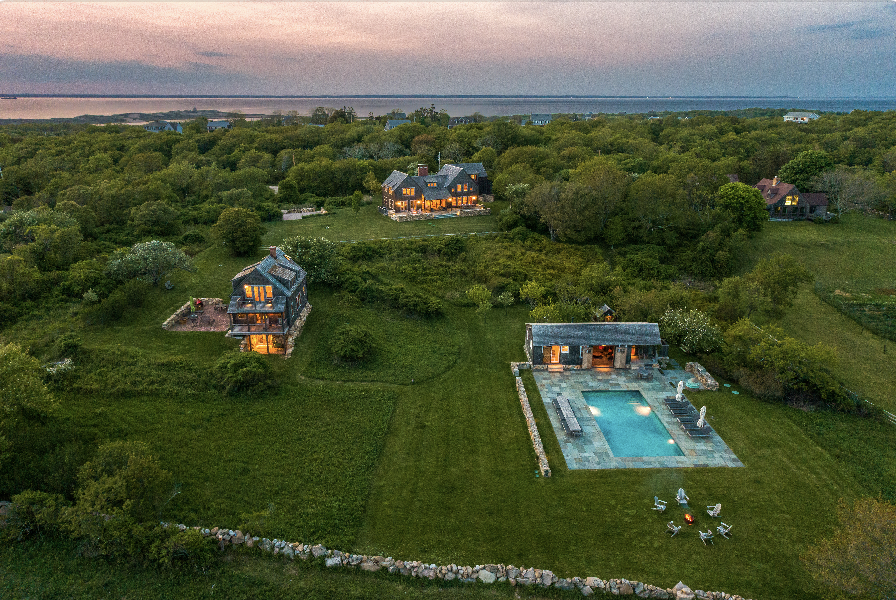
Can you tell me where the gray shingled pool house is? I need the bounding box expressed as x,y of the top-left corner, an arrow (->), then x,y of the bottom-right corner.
525,322 -> 667,369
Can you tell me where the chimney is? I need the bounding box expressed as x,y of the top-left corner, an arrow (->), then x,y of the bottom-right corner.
772,176 -> 780,186
417,163 -> 429,177
269,246 -> 277,258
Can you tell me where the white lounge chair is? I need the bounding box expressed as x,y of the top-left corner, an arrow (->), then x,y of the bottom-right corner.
653,496 -> 667,512
699,530 -> 714,545
676,488 -> 689,505
717,522 -> 732,539
667,521 -> 681,537
707,503 -> 722,517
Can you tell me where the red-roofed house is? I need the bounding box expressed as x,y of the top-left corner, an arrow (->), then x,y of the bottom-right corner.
753,177 -> 828,220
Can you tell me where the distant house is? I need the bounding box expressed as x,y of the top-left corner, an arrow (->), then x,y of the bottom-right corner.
783,112 -> 819,123
207,120 -> 232,132
143,120 -> 182,133
448,116 -> 477,128
754,176 -> 828,220
528,114 -> 553,126
525,322 -> 666,369
381,162 -> 490,213
384,119 -> 412,131
227,246 -> 308,355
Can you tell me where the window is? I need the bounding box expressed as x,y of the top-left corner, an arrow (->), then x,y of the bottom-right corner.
471,174 -> 477,180
561,346 -> 569,353
785,195 -> 796,206
403,187 -> 413,196
463,183 -> 469,192
244,285 -> 273,301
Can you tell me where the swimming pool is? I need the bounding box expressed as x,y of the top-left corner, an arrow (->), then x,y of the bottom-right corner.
582,390 -> 683,457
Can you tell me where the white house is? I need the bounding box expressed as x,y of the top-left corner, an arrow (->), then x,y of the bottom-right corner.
783,112 -> 819,123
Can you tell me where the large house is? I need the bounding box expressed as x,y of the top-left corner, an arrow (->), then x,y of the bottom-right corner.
142,120 -> 182,133
783,112 -> 819,123
754,176 -> 829,220
384,119 -> 412,131
528,114 -> 553,126
525,322 -> 667,369
207,120 -> 232,132
381,163 -> 490,213
227,246 -> 308,354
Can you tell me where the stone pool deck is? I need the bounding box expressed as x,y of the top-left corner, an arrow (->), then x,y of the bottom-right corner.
532,367 -> 744,470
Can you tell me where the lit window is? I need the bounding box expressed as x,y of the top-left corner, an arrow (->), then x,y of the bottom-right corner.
561,346 -> 569,353
471,174 -> 477,180
265,286 -> 273,299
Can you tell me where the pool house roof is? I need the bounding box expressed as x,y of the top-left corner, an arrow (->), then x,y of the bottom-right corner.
528,322 -> 662,347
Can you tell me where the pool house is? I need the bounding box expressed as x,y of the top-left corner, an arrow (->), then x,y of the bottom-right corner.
525,322 -> 668,369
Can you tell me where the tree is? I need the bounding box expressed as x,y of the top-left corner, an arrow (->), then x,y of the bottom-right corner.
0,343 -> 56,471
106,240 -> 193,286
814,166 -> 888,214
802,497 -> 896,600
715,182 -> 768,232
213,207 -> 264,256
280,236 -> 341,285
277,178 -> 301,206
777,150 -> 834,192
659,308 -> 723,354
130,201 -> 180,236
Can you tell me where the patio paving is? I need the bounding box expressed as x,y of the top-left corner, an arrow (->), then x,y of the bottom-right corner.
532,365 -> 744,470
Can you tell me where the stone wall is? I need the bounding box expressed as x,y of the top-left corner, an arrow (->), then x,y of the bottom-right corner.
158,522 -> 751,600
686,362 -> 719,391
390,207 -> 491,222
512,364 -> 551,477
161,298 -> 224,330
284,303 -> 312,358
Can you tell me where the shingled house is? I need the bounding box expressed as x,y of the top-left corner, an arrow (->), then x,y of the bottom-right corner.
381,163 -> 490,213
754,176 -> 828,220
227,246 -> 308,354
525,322 -> 667,369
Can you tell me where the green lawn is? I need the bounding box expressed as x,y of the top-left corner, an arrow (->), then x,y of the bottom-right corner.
265,203 -> 501,244
2,213 -> 893,600
742,214 -> 896,412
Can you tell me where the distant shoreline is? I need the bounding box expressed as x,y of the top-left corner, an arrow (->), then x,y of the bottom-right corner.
5,93 -> 891,100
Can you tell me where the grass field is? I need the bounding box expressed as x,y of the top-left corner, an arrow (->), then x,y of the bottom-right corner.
742,214 -> 896,412
2,210 -> 893,600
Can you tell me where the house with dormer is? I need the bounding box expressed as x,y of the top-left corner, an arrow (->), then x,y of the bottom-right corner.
754,176 -> 828,220
381,163 -> 489,213
227,246 -> 308,354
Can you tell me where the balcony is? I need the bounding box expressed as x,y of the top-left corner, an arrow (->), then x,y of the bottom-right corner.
229,321 -> 288,336
228,296 -> 286,314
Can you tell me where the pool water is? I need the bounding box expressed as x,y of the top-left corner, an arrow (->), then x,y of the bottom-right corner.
582,390 -> 683,457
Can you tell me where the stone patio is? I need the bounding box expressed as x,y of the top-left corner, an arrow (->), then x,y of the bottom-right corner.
532,364 -> 743,470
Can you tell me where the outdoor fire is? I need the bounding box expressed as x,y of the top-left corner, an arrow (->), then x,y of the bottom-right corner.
684,514 -> 695,525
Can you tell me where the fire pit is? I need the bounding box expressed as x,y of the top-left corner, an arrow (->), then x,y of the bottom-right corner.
684,513 -> 695,525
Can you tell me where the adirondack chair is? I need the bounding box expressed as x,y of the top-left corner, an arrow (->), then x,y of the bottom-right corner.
717,522 -> 732,539
652,496 -> 667,512
707,503 -> 722,517
667,521 -> 681,537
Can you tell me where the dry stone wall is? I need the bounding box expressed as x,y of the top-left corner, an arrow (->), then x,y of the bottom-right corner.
161,522 -> 751,600
686,362 -> 719,391
161,298 -> 223,330
511,363 -> 551,477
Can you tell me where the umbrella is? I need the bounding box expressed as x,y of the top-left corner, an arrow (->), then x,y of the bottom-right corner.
696,406 -> 707,428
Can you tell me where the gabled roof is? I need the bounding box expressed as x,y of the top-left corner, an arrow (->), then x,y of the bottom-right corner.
784,112 -> 819,119
385,119 -> 412,129
231,247 -> 305,296
754,179 -> 798,206
528,322 -> 662,347
383,170 -> 410,190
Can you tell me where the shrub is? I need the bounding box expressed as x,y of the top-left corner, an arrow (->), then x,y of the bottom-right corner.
213,350 -> 272,395
330,324 -> 376,363
84,279 -> 152,325
150,527 -> 216,571
660,308 -> 723,354
53,332 -> 82,358
213,207 -> 264,256
466,284 -> 493,312
2,490 -> 68,541
280,236 -> 341,285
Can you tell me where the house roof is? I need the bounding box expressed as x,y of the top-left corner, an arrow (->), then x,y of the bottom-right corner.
385,119 -> 412,129
802,192 -> 829,207
530,114 -> 552,123
450,162 -> 487,177
754,179 -> 799,206
784,112 -> 819,119
231,247 -> 305,297
382,170 -> 410,190
528,322 -> 662,347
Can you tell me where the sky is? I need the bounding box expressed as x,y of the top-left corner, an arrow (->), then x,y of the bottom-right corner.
1,1 -> 895,98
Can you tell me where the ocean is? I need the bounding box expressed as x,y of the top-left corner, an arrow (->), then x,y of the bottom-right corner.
2,96 -> 895,121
